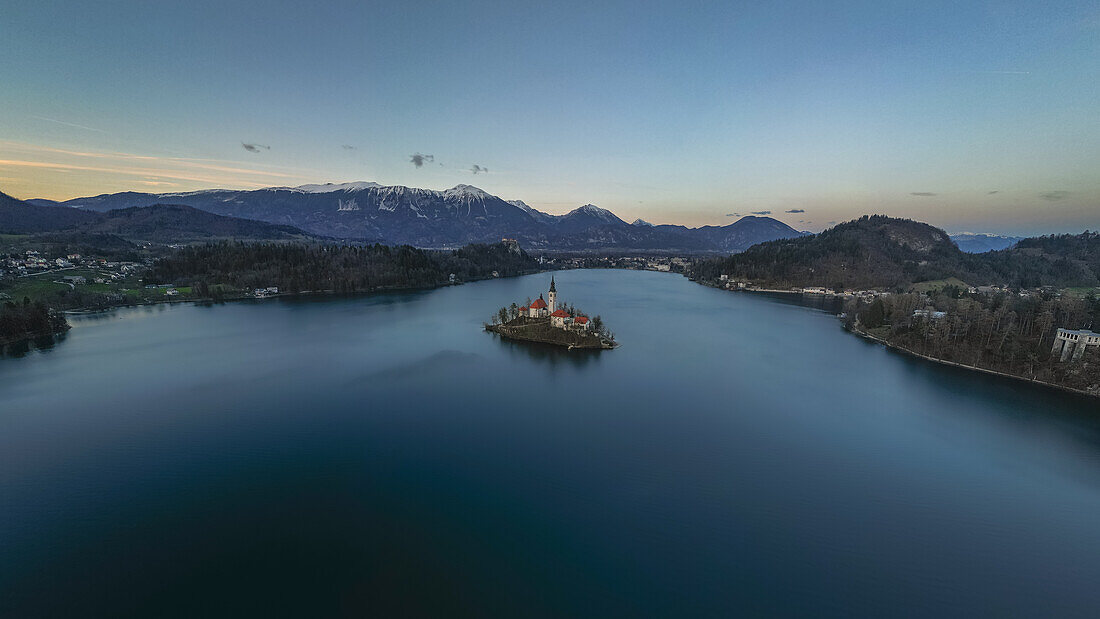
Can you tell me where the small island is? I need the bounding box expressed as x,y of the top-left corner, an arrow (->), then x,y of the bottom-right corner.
486,276 -> 616,350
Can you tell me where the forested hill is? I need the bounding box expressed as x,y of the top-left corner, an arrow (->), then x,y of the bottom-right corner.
150,241 -> 540,295
83,204 -> 318,242
691,215 -> 1099,290
2,191 -> 319,242
0,190 -> 99,233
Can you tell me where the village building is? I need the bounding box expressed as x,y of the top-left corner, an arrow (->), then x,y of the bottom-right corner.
550,309 -> 570,328
527,297 -> 548,318
1051,328 -> 1100,362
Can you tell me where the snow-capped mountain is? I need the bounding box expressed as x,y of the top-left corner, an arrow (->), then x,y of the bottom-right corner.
50,182 -> 806,252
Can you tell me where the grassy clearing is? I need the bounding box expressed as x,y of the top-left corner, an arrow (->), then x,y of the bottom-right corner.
910,277 -> 969,293
1063,286 -> 1100,298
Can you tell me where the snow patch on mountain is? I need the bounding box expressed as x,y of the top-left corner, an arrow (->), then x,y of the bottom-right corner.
282,181 -> 381,193
443,184 -> 491,200
508,199 -> 558,223
567,204 -> 625,225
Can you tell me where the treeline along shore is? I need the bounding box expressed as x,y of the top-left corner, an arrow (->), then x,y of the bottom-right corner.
150,241 -> 540,297
690,216 -> 1100,396
1,240 -> 541,350
0,297 -> 69,347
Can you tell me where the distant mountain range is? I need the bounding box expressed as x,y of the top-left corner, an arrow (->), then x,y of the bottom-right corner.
1,191 -> 316,242
948,233 -> 1024,253
27,182 -> 808,253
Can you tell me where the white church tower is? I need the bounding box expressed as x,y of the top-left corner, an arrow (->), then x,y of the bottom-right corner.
548,276 -> 557,313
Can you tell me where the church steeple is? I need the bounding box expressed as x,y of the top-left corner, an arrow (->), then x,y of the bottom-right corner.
549,276 -> 556,292
548,276 -> 557,313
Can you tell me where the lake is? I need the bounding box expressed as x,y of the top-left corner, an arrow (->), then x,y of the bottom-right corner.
2,269 -> 1099,617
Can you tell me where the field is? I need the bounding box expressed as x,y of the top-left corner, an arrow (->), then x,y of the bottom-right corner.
909,277 -> 970,293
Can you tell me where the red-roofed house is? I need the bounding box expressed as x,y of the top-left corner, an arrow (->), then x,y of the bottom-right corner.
550,308 -> 570,328
528,296 -> 548,317
573,316 -> 589,330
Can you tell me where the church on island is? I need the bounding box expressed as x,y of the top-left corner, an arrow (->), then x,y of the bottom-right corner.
486,276 -> 613,349
517,277 -> 589,330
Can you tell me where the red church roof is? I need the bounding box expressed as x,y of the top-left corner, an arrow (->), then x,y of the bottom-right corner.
574,316 -> 589,324
530,298 -> 547,309
550,309 -> 569,318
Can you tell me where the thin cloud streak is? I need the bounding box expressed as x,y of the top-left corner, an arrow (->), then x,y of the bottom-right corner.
0,159 -> 278,187
0,141 -> 305,179
29,115 -> 108,134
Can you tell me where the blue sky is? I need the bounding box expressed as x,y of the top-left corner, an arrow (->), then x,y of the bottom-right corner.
1,0 -> 1097,234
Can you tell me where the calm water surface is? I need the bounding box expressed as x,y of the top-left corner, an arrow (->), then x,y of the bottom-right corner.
2,269 -> 1099,617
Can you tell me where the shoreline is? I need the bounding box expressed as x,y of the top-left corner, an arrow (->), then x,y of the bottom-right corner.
691,276 -> 1099,400
58,268 -> 549,315
485,320 -> 616,350
5,269 -> 548,349
848,327 -> 1099,400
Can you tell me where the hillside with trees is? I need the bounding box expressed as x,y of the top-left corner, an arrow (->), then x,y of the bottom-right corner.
691,216 -> 1099,290
0,191 -> 99,233
82,204 -> 319,242
1,191 -> 319,243
844,288 -> 1100,395
0,297 -> 69,347
150,241 -> 541,296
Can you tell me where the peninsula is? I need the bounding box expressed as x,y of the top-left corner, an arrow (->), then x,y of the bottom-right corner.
486,277 -> 616,350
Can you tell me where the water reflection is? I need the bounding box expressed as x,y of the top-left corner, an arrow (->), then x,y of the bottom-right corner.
4,269 -> 1100,617
1,332 -> 66,357
489,331 -> 607,369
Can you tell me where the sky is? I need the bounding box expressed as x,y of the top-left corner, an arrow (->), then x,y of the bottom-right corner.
1,0 -> 1097,235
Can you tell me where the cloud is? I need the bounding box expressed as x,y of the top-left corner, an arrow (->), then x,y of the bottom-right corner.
785,208 -> 805,213
750,210 -> 771,215
827,221 -> 837,225
726,213 -> 740,217
0,140 -> 317,198
470,164 -> 488,174
910,192 -> 937,197
30,115 -> 107,134
410,153 -> 434,168
1040,190 -> 1070,201
241,143 -> 270,153
987,190 -> 999,194
341,144 -> 356,150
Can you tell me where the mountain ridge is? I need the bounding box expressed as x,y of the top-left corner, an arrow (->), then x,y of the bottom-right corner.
39,182 -> 807,252
1,191 -> 319,242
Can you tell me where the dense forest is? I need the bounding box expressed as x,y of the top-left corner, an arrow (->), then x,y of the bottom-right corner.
691,216 -> 1099,290
0,297 -> 69,345
845,288 -> 1100,395
150,241 -> 541,295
